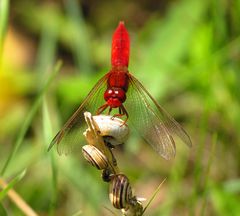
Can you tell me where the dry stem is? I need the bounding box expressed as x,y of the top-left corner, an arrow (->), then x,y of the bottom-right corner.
0,178 -> 39,216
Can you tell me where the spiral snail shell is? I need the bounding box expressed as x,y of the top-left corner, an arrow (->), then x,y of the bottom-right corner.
109,174 -> 133,209
82,145 -> 108,170
92,115 -> 129,146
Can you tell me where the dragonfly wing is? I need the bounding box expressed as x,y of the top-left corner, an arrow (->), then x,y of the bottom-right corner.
48,74 -> 108,155
125,73 -> 191,160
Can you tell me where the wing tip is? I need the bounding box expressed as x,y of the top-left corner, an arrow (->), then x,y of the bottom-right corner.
47,140 -> 56,152
185,135 -> 193,148
47,131 -> 62,152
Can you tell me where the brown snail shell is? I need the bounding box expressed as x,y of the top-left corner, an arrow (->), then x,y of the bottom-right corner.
82,145 -> 108,170
109,174 -> 133,209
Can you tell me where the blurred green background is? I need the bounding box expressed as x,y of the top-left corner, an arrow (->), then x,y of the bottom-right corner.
0,0 -> 240,215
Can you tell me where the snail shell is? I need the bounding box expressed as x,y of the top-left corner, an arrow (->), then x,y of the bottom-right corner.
92,115 -> 129,146
109,174 -> 133,209
82,145 -> 108,170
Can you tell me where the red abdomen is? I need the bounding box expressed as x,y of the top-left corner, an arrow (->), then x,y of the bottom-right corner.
111,21 -> 130,68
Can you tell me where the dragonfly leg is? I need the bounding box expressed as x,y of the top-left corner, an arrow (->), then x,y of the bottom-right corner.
108,107 -> 113,115
119,107 -> 122,114
111,105 -> 128,124
96,103 -> 109,115
120,105 -> 129,124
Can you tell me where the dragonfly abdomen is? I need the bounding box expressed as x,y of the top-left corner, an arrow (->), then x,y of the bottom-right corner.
111,21 -> 130,68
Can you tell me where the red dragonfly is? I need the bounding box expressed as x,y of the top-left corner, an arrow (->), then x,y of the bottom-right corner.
48,21 -> 192,160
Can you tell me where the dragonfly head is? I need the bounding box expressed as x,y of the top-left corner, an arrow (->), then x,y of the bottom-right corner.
104,88 -> 126,108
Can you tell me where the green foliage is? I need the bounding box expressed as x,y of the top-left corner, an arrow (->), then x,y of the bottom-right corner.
0,61 -> 62,176
0,203 -> 7,216
0,0 -> 240,215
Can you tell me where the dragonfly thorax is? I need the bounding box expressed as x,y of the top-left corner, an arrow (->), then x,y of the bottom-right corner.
104,88 -> 126,108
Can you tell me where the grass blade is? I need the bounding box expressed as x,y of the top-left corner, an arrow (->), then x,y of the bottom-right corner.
142,178 -> 167,215
0,0 -> 9,61
0,60 -> 62,176
0,0 -> 9,43
42,99 -> 58,215
200,133 -> 217,216
64,0 -> 92,74
0,170 -> 38,216
0,169 -> 26,201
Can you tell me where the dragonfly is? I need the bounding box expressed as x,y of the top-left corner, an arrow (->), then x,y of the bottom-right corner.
48,21 -> 192,160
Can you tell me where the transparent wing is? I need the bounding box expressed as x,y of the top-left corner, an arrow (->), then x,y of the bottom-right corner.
48,74 -> 108,155
125,73 -> 192,160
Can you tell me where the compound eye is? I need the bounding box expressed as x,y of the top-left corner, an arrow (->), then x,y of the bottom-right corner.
104,89 -> 113,101
115,89 -> 126,102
